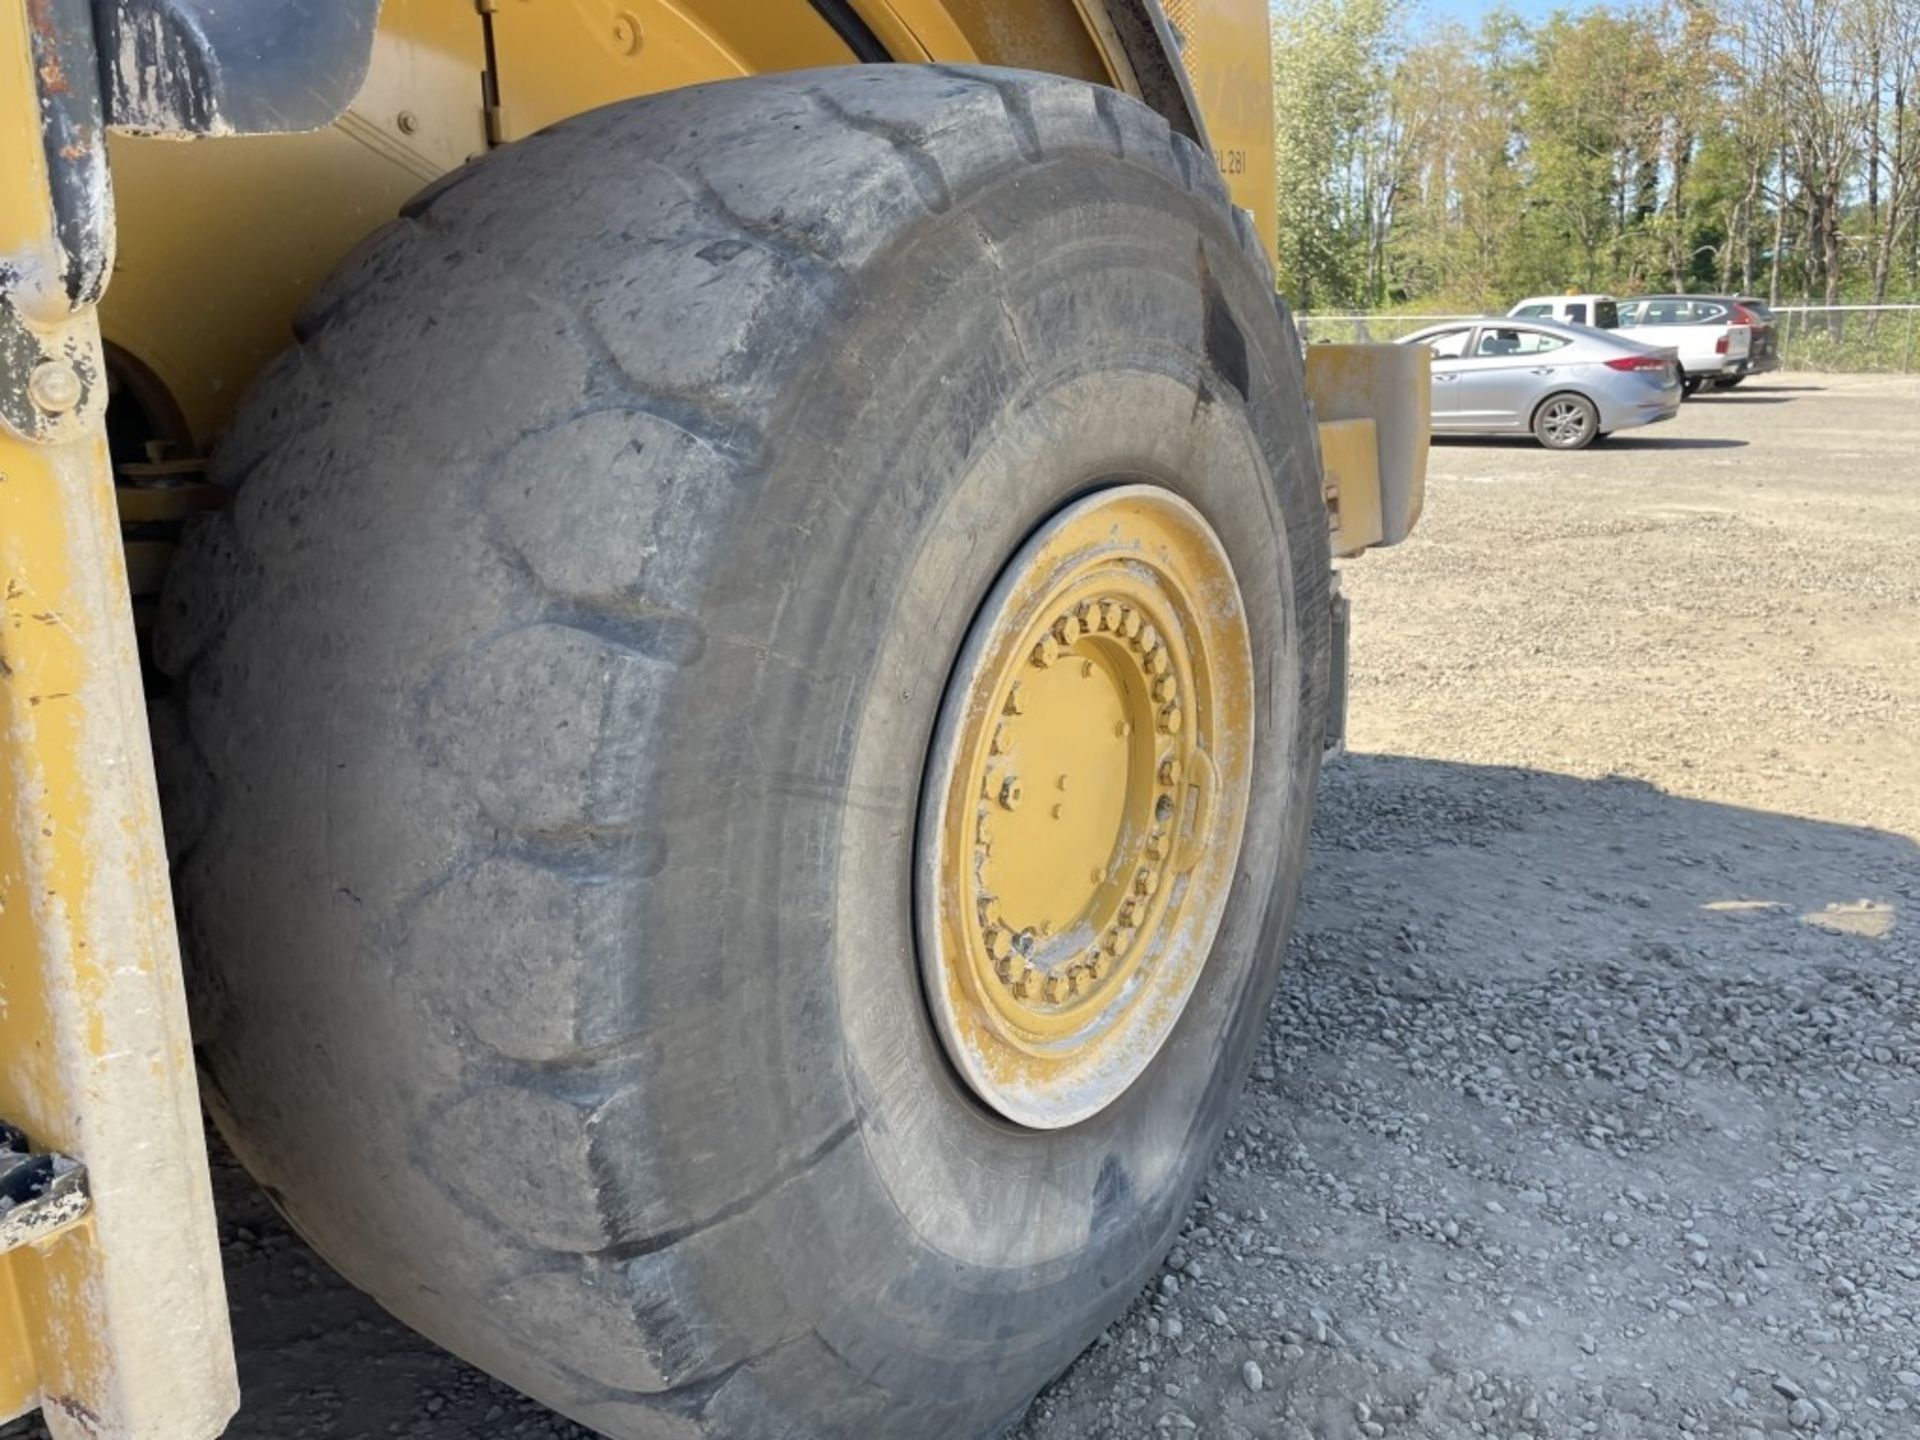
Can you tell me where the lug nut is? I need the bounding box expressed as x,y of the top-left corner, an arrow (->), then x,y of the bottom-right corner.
1158,704 -> 1183,736
1004,683 -> 1026,716
999,776 -> 1023,810
1030,636 -> 1059,668
28,360 -> 82,415
1159,756 -> 1183,787
1152,673 -> 1177,704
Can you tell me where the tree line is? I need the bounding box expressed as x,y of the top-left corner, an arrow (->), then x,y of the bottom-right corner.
1270,0 -> 1920,313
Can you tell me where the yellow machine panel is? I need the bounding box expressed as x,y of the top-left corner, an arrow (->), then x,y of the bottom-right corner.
485,0 -> 854,142
1162,0 -> 1277,261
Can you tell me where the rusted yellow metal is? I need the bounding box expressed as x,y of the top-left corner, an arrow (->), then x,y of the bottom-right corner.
1305,343 -> 1433,551
916,486 -> 1254,1129
0,0 -> 236,1432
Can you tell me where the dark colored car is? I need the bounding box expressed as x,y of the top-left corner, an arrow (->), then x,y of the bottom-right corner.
1729,297 -> 1781,385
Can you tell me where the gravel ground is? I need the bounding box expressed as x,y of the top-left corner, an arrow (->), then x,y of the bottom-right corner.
9,373 -> 1918,1440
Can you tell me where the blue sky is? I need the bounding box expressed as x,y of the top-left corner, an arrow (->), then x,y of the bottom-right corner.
1404,0 -> 1574,28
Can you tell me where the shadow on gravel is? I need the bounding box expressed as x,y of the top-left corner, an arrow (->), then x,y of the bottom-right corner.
1430,436 -> 1749,451
1599,436 -> 1749,450
1013,752 -> 1920,1440
1303,753 -> 1913,952
1689,394 -> 1793,405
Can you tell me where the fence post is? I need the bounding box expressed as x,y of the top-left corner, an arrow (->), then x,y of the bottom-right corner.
1905,309 -> 1916,374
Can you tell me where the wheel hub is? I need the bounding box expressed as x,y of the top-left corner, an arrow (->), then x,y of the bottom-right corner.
916,486 -> 1255,1128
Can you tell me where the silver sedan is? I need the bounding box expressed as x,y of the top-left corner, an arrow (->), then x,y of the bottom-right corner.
1397,318 -> 1682,450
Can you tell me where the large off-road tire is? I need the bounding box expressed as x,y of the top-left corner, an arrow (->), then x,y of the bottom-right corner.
157,66 -> 1327,1440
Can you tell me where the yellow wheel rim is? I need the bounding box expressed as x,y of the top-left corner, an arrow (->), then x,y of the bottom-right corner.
916,485 -> 1255,1128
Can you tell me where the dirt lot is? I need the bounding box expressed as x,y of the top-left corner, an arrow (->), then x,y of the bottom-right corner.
9,374 -> 1919,1440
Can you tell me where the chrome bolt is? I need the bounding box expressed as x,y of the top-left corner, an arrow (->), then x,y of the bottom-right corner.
27,361 -> 82,415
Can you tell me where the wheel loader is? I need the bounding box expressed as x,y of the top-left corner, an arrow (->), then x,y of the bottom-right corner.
0,3 -> 1427,1436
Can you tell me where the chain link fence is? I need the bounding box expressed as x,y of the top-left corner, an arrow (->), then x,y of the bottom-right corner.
1297,305 -> 1920,372
1770,305 -> 1920,372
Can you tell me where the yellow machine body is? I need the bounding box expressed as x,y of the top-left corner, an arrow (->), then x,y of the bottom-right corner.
98,0 -> 1282,451
1,3 -> 1417,1436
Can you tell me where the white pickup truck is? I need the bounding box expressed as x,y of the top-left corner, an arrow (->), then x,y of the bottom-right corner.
1508,293 -> 1750,395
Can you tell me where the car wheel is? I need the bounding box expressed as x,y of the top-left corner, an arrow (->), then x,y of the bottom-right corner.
1533,392 -> 1599,450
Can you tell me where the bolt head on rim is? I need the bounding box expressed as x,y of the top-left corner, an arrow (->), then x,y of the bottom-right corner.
915,485 -> 1256,1129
